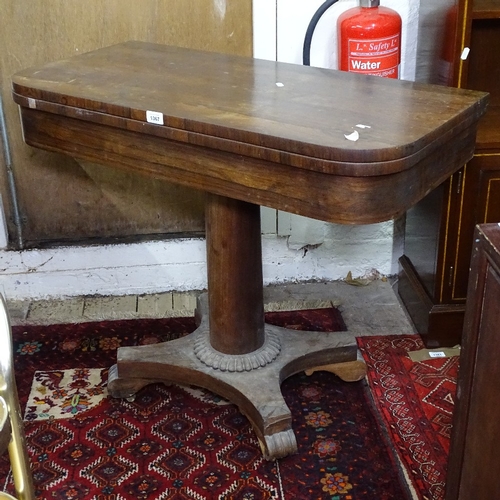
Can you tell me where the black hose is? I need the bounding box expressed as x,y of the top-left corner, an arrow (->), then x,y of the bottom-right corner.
302,0 -> 340,66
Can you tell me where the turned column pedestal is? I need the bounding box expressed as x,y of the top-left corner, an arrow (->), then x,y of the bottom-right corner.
108,193 -> 365,459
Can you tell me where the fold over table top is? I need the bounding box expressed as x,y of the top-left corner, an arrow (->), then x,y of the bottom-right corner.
12,41 -> 488,223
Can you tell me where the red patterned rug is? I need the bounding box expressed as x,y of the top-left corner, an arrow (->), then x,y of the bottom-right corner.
0,310 -> 456,499
358,335 -> 459,500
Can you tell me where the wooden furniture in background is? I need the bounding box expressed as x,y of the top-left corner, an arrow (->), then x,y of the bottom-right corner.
398,0 -> 500,347
12,42 -> 487,459
445,223 -> 500,499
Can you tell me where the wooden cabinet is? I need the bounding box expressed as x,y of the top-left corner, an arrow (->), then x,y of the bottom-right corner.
398,0 -> 500,347
445,223 -> 500,499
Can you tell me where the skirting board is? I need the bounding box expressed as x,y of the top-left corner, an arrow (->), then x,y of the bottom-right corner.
0,235 -> 394,301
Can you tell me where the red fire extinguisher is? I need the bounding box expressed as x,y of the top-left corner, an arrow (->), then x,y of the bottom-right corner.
338,0 -> 402,79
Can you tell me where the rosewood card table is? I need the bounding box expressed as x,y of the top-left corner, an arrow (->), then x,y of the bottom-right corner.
12,41 -> 488,459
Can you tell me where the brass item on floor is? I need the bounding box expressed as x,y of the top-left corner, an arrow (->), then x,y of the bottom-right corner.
0,295 -> 35,499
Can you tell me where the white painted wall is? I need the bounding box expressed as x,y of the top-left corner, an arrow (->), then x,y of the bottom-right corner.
0,227 -> 397,300
0,0 -> 421,300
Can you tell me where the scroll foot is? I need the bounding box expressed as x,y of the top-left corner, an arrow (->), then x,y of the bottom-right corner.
259,429 -> 298,460
305,350 -> 367,382
107,364 -> 162,399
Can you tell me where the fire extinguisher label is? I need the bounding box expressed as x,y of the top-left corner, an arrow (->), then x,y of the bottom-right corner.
348,34 -> 400,78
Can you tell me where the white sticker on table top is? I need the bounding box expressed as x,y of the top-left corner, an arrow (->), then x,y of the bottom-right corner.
146,110 -> 164,125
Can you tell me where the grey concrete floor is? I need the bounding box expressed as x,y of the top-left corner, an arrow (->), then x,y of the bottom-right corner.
6,279 -> 416,336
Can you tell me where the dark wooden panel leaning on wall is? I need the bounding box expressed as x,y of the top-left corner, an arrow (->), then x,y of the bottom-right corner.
0,0 -> 252,248
445,223 -> 500,499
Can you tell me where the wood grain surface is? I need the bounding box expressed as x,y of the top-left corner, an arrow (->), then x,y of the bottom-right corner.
13,42 -> 488,224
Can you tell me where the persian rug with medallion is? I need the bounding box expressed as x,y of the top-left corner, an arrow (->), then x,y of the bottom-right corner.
0,309 -> 457,499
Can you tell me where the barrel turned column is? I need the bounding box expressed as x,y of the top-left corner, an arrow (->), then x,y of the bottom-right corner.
205,193 -> 265,355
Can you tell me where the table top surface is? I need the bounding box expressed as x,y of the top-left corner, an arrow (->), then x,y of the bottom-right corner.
12,41 -> 488,172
